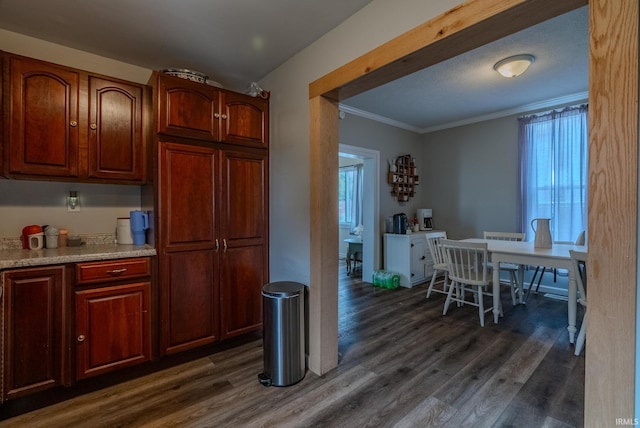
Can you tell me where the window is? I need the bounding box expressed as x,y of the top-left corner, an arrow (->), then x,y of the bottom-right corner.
338,166 -> 355,225
338,164 -> 363,232
519,105 -> 588,242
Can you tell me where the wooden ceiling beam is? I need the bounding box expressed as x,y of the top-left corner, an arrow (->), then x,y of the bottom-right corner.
309,0 -> 587,102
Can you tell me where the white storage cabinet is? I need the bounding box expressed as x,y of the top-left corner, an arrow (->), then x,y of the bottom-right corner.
384,233 -> 435,288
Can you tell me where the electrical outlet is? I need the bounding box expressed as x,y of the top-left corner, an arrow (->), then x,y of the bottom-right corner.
68,190 -> 80,212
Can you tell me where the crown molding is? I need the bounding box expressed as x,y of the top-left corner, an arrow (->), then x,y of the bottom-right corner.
339,91 -> 589,134
338,104 -> 423,133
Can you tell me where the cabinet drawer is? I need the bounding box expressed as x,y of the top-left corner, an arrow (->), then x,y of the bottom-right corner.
76,257 -> 151,284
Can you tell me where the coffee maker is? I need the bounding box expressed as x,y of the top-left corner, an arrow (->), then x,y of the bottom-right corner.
392,213 -> 408,234
416,209 -> 433,231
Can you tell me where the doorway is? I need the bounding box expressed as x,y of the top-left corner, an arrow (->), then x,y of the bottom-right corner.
339,144 -> 380,282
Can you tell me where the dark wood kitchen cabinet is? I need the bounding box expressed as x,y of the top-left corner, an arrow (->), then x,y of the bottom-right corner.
158,143 -> 220,354
154,142 -> 268,354
219,149 -> 268,338
3,52 -> 149,183
5,55 -> 81,178
74,258 -> 152,380
86,75 -> 146,181
146,72 -> 269,356
155,72 -> 268,148
2,266 -> 69,401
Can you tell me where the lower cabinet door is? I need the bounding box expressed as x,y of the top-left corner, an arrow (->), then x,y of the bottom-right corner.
3,266 -> 67,401
410,236 -> 427,285
75,282 -> 151,380
220,243 -> 266,338
160,249 -> 219,355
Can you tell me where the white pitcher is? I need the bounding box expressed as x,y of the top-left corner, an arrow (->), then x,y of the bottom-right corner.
531,218 -> 552,248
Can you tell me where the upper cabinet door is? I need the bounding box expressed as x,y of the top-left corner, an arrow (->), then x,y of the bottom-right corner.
220,149 -> 268,243
221,92 -> 269,148
156,74 -> 220,141
159,142 -> 217,249
87,76 -> 146,182
7,55 -> 80,177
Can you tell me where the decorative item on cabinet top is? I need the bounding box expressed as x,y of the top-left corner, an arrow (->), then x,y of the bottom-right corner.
247,81 -> 271,100
388,154 -> 419,202
162,68 -> 208,83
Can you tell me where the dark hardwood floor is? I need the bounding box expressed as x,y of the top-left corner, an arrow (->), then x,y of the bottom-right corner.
1,265 -> 584,427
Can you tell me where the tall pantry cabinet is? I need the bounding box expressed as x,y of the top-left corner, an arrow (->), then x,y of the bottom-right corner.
145,72 -> 268,356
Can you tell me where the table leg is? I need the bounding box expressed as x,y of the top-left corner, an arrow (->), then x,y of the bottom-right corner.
567,269 -> 578,343
517,265 -> 525,304
493,261 -> 501,323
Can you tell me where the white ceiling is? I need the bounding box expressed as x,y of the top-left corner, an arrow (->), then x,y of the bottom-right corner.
0,0 -> 374,91
0,1 -> 588,133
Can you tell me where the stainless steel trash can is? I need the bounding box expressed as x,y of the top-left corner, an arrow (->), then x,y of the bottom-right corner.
258,281 -> 305,387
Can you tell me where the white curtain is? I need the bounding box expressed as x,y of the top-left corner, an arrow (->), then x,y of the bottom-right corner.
350,164 -> 364,235
518,105 -> 588,243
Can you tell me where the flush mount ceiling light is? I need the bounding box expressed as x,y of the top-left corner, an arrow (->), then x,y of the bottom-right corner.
493,54 -> 536,78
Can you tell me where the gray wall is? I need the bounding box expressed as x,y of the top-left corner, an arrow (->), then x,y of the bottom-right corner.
338,112 -> 522,242
0,180 -> 141,238
421,114 -> 521,239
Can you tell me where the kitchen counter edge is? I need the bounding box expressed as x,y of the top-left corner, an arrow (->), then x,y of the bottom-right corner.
0,244 -> 157,270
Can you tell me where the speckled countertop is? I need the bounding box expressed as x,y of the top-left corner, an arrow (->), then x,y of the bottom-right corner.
0,243 -> 156,270
0,232 -> 156,269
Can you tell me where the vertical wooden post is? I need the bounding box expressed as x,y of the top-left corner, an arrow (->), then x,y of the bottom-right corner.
586,0 -> 638,425
308,95 -> 339,374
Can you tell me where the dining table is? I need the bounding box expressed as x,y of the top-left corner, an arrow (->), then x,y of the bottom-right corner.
464,238 -> 587,344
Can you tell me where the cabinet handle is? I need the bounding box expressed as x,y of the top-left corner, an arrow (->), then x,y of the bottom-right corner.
107,268 -> 127,275
221,114 -> 227,119
223,239 -> 227,252
215,239 -> 219,252
411,243 -> 414,247
77,335 -> 86,342
214,113 -> 220,118
90,123 -> 97,130
70,120 -> 77,127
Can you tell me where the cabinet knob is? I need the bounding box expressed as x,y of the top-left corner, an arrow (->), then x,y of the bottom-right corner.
221,114 -> 228,119
90,123 -> 97,130
421,256 -> 426,260
77,335 -> 86,342
214,113 -> 220,118
70,120 -> 78,127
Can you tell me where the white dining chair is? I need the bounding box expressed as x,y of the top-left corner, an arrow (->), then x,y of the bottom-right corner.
425,231 -> 449,299
569,249 -> 588,356
483,231 -> 526,305
440,239 -> 502,327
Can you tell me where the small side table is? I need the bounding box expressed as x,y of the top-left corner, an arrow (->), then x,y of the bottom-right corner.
344,238 -> 363,275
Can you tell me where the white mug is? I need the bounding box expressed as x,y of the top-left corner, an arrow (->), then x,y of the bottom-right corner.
45,234 -> 59,249
28,233 -> 44,250
116,218 -> 133,244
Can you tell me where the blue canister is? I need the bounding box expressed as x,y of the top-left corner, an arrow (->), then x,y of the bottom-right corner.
130,210 -> 149,245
